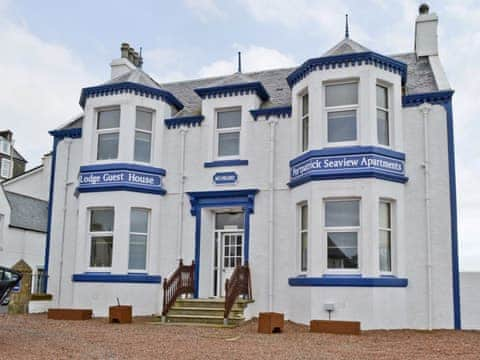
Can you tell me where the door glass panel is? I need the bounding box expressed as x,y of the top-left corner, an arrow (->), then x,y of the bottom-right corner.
215,212 -> 244,229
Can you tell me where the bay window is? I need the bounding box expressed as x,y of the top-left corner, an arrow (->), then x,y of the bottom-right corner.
216,109 -> 241,158
89,208 -> 114,268
97,109 -> 120,160
134,109 -> 153,163
325,199 -> 360,270
376,84 -> 390,146
379,200 -> 393,273
128,208 -> 149,271
325,82 -> 358,143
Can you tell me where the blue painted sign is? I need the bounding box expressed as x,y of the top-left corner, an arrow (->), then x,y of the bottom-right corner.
78,163 -> 166,195
213,172 -> 238,185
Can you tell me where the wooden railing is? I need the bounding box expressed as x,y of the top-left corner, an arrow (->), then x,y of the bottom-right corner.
162,259 -> 195,316
224,263 -> 252,322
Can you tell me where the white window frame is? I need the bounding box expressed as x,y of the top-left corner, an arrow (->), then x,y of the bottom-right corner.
324,81 -> 359,146
298,202 -> 308,274
95,107 -> 120,161
376,83 -> 391,147
300,91 -> 309,153
134,107 -> 154,164
128,208 -> 150,272
87,207 -> 114,272
324,198 -> 361,274
0,138 -> 10,155
379,199 -> 394,275
215,107 -> 242,160
1,158 -> 11,178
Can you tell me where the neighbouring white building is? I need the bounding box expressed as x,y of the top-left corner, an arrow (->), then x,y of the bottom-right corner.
44,5 -> 477,329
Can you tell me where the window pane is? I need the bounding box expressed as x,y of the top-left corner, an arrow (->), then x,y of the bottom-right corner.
136,110 -> 153,131
302,93 -> 309,116
325,83 -> 358,107
90,209 -> 114,232
377,109 -> 389,146
0,138 -> 10,154
327,110 -> 357,142
97,109 -> 120,129
134,131 -> 151,162
327,232 -> 358,269
215,212 -> 244,229
218,132 -> 240,157
97,132 -> 119,160
379,202 -> 391,228
217,110 -> 241,129
130,209 -> 149,233
302,116 -> 309,151
1,158 -> 11,178
325,200 -> 359,227
301,232 -> 308,272
379,230 -> 392,272
90,236 -> 113,267
301,205 -> 308,230
129,234 -> 147,270
376,85 -> 388,109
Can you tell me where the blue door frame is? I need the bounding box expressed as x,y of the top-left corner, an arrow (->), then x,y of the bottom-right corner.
188,189 -> 258,298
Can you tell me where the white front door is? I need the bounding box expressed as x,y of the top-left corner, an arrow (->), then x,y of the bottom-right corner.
218,231 -> 243,297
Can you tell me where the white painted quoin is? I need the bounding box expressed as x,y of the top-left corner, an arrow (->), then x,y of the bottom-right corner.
46,5 -> 473,329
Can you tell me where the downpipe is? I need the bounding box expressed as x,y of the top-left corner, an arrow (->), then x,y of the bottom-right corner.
177,128 -> 187,260
267,118 -> 278,311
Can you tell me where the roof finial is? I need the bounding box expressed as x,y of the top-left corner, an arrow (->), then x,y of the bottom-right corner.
237,51 -> 242,73
345,14 -> 350,38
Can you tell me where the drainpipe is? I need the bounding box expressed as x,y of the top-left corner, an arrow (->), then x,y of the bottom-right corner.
177,128 -> 187,260
56,139 -> 72,306
420,103 -> 433,330
267,118 -> 278,311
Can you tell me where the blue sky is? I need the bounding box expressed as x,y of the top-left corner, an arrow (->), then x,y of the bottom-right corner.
1,0 -> 479,270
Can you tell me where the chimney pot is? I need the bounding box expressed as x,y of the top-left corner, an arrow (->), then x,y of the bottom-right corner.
419,3 -> 429,15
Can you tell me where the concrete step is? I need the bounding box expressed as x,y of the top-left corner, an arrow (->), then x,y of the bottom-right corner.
166,314 -> 244,326
168,306 -> 243,317
174,298 -> 249,310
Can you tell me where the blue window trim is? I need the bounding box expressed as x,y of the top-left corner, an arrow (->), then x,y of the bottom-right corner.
403,90 -> 460,329
79,81 -> 184,110
72,273 -> 161,284
44,128 -> 83,291
288,275 -> 408,287
287,51 -> 407,88
204,159 -> 248,168
250,106 -> 292,121
164,115 -> 204,129
187,189 -> 259,298
78,185 -> 166,196
288,171 -> 408,188
194,82 -> 270,102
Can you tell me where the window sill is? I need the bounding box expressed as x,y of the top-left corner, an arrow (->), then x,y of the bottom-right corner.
288,275 -> 408,287
204,159 -> 249,168
72,273 -> 161,284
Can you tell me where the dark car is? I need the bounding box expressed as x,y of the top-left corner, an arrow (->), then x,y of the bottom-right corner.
0,266 -> 22,306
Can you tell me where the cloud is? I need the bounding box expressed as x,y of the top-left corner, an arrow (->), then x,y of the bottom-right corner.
183,0 -> 225,22
199,45 -> 296,77
142,48 -> 189,83
0,13 -> 98,167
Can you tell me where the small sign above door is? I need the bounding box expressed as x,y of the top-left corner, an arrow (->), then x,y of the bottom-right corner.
213,172 -> 238,185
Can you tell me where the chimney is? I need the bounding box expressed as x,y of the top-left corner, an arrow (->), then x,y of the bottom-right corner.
110,43 -> 141,79
414,3 -> 439,57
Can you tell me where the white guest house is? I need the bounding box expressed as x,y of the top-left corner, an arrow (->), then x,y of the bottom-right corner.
44,5 -> 474,329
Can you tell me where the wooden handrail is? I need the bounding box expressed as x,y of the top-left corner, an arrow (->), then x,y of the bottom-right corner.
162,259 -> 195,316
224,263 -> 252,322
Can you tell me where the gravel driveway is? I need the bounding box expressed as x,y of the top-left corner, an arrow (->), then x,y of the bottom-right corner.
1,314 -> 479,359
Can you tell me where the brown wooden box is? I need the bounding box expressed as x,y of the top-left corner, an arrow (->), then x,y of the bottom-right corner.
258,312 -> 284,333
109,305 -> 132,324
310,320 -> 361,335
48,308 -> 92,321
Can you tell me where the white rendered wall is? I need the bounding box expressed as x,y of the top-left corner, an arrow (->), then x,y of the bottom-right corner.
460,272 -> 480,329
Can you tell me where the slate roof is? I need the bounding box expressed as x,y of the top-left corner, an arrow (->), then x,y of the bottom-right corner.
323,38 -> 371,56
4,191 -> 48,233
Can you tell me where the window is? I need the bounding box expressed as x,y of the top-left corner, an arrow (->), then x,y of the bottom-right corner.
0,138 -> 10,155
216,109 -> 241,158
299,204 -> 308,272
1,158 -> 11,178
96,109 -> 120,160
379,201 -> 393,273
89,208 -> 114,268
325,82 -> 358,143
301,93 -> 309,152
134,109 -> 153,163
128,208 -> 149,271
377,85 -> 390,146
34,268 -> 46,294
325,200 -> 360,270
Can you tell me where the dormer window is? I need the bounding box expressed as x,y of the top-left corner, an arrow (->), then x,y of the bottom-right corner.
96,108 -> 120,160
376,84 -> 390,146
0,138 -> 10,155
325,82 -> 358,144
216,108 -> 241,158
134,108 -> 153,163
